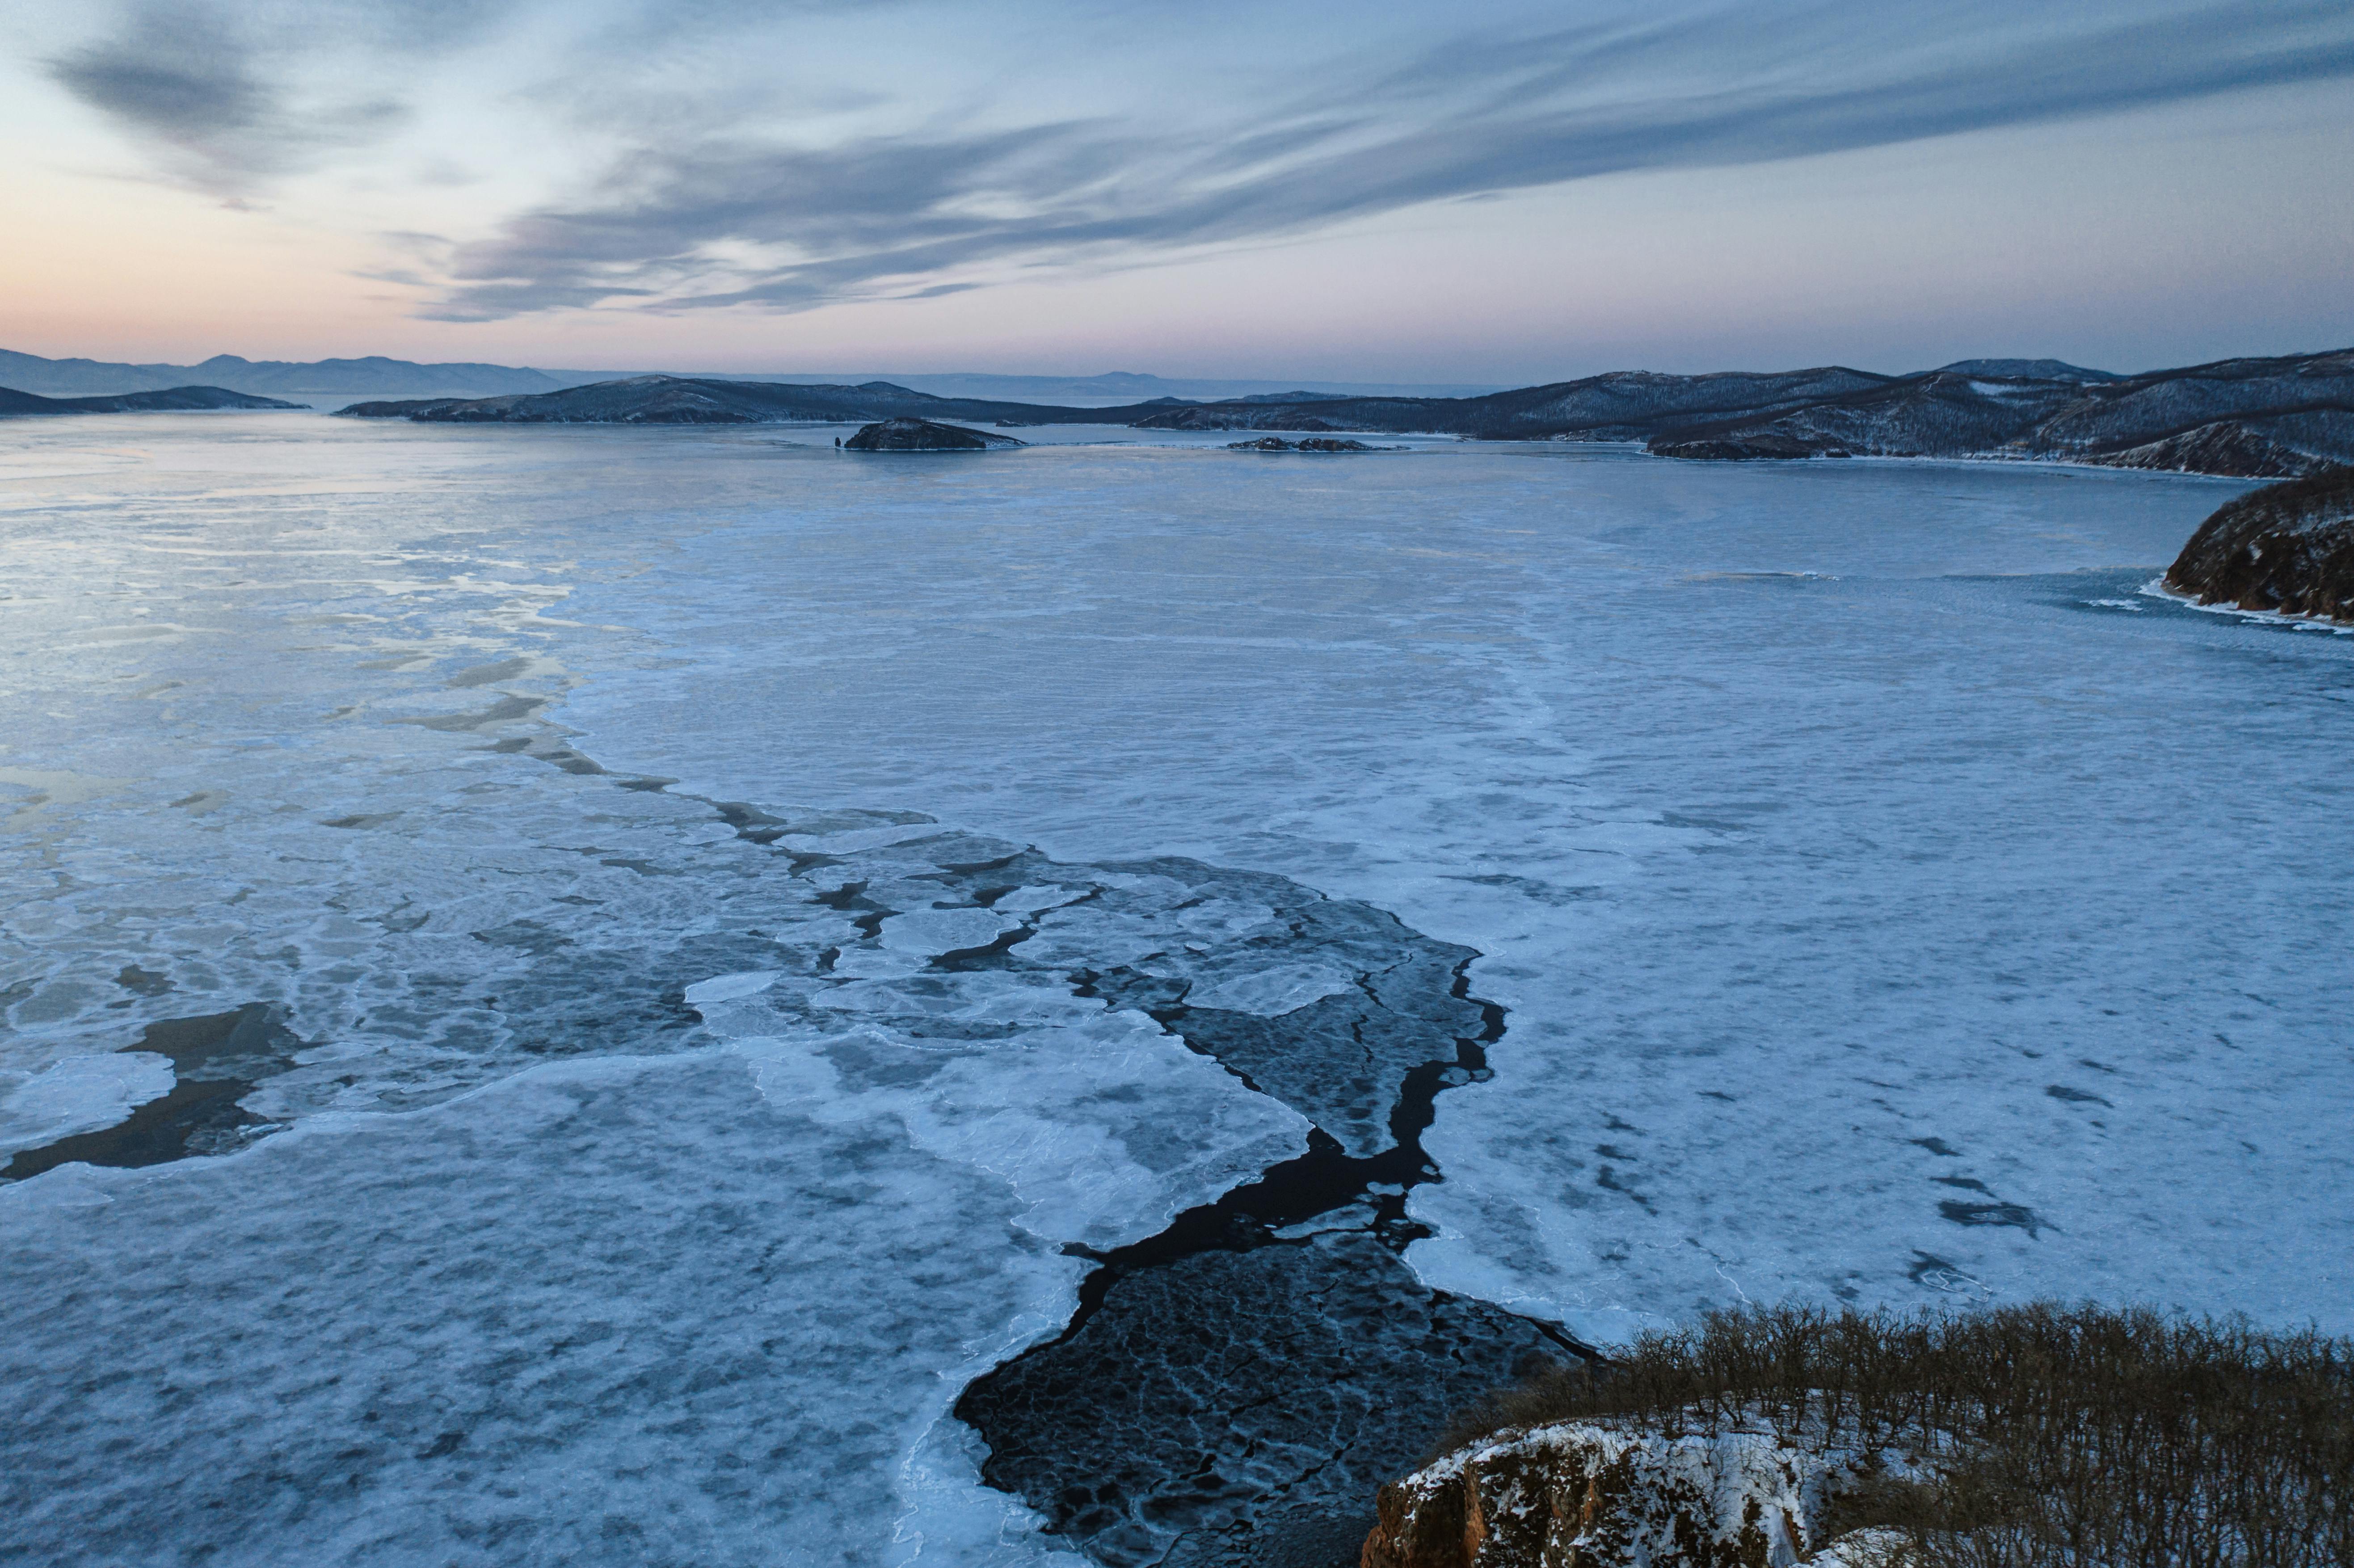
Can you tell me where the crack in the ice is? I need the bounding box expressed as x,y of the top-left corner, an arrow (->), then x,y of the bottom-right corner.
17,704 -> 1592,1564
956,947 -> 1597,1565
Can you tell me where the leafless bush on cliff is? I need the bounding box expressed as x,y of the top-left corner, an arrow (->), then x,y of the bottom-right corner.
1437,1302 -> 2351,1567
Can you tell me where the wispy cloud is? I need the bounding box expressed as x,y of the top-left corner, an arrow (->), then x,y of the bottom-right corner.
35,1 -> 2354,315
44,0 -> 500,199
417,1 -> 2354,320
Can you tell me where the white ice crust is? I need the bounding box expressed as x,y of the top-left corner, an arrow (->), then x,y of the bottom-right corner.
1,419 -> 2346,1562
1175,959 -> 1356,1016
0,1051 -> 175,1158
2,1053 -> 1102,1567
877,907 -> 1026,956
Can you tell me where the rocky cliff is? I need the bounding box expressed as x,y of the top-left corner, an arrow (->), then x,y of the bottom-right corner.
1360,1420 -> 1898,1568
2163,465 -> 2354,622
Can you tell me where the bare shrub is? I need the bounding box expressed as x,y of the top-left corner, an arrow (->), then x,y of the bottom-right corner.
1437,1303 -> 2351,1567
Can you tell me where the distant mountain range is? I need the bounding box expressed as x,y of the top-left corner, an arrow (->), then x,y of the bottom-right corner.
8,345 -> 2348,478
547,370 -> 1512,405
0,350 -> 1497,405
332,349 -> 2354,478
0,350 -> 566,399
330,376 -> 1490,429
0,346 -> 2127,406
335,378 -> 1130,427
1126,351 -> 2352,476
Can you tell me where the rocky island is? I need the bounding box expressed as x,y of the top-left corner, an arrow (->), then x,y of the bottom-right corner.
1226,435 -> 1380,451
2163,464 -> 2354,621
841,416 -> 1024,450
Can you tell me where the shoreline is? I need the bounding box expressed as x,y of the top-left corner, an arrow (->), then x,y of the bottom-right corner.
2138,574 -> 2354,633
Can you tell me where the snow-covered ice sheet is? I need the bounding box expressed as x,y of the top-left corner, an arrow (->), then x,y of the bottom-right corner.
1,414 -> 2348,1560
537,442 -> 2351,1342
0,1052 -> 1090,1568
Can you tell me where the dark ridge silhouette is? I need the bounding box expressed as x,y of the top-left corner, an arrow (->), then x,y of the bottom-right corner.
0,384 -> 304,416
330,348 -> 2354,477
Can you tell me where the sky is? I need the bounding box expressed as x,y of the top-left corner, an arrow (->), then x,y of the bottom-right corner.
1,0 -> 2350,382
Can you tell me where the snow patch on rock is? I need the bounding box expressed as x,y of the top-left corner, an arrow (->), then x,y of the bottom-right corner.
1362,1418 -> 1893,1568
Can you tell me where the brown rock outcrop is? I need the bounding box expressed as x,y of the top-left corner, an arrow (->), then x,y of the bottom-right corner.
1360,1421 -> 1881,1568
2162,465 -> 2354,621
